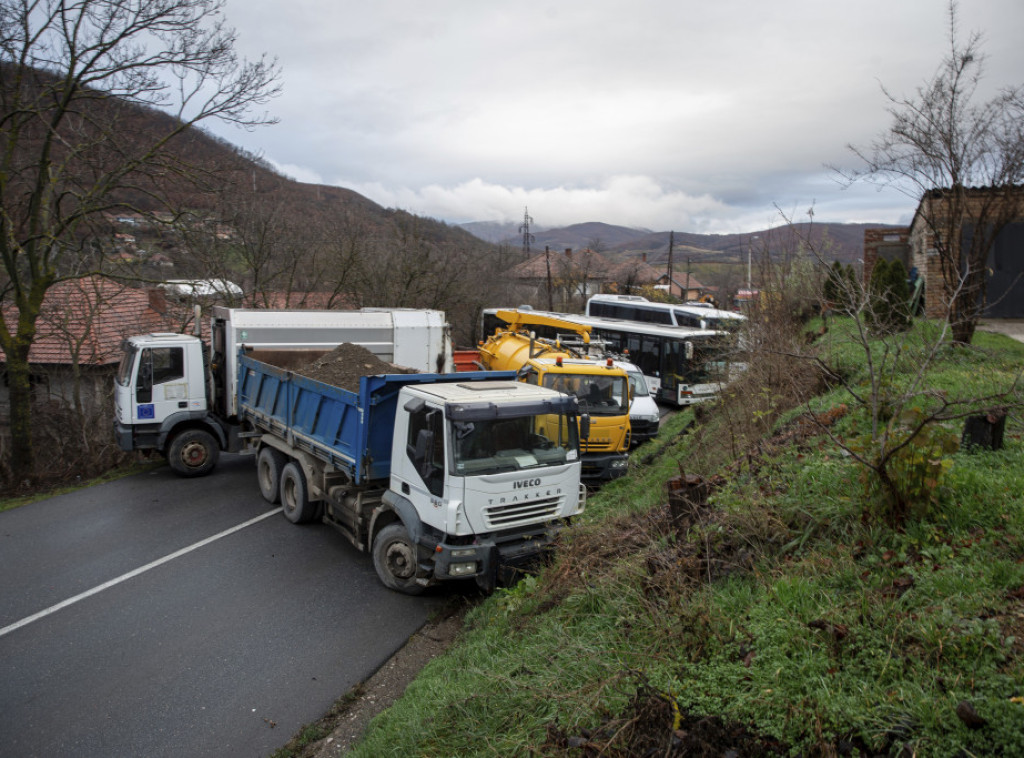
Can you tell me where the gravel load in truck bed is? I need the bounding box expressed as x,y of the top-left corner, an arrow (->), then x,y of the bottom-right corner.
297,342 -> 416,392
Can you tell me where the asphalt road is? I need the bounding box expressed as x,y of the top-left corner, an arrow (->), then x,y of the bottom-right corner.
0,454 -> 444,757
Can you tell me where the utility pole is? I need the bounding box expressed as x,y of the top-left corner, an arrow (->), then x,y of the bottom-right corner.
519,207 -> 535,258
667,231 -> 674,297
748,235 -> 759,290
544,246 -> 554,311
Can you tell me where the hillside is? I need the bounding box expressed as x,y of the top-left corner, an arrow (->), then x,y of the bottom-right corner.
1,62 -> 492,281
296,319 -> 1024,757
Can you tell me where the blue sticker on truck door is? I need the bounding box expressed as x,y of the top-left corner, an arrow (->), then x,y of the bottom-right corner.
137,404 -> 155,419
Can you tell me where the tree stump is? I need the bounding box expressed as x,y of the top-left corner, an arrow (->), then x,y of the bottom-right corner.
961,411 -> 1006,451
667,474 -> 714,536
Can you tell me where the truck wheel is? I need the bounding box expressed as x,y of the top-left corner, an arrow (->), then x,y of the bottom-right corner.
280,461 -> 317,524
257,447 -> 286,504
372,524 -> 425,595
167,429 -> 219,477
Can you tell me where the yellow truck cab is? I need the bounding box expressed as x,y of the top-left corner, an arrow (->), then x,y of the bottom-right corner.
477,310 -> 631,481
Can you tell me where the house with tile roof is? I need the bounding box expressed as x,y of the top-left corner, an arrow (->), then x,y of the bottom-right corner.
511,248 -> 664,309
654,272 -> 710,301
0,276 -> 183,420
863,186 -> 1024,321
604,256 -> 663,295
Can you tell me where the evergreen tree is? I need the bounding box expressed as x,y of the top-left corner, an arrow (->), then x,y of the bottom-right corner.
843,264 -> 860,309
885,259 -> 912,332
867,258 -> 891,333
823,261 -> 843,309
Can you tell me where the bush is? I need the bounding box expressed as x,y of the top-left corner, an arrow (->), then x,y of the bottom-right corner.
866,258 -> 912,335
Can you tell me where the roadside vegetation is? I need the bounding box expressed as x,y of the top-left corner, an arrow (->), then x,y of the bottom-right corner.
341,318 -> 1024,756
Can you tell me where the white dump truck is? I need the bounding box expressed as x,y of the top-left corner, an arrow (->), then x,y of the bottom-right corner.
114,307 -> 452,476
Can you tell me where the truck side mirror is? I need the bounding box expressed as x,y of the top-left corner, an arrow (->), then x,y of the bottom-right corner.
579,414 -> 591,439
404,397 -> 426,413
136,352 -> 153,404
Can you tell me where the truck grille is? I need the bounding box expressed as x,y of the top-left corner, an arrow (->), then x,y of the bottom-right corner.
484,494 -> 563,529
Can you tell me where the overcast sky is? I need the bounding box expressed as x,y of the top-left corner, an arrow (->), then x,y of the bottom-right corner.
211,0 -> 1024,234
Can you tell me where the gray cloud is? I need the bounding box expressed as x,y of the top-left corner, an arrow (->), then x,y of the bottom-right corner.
216,0 -> 1024,233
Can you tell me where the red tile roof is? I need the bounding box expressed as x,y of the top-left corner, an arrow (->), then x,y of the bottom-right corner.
247,291 -> 355,310
607,259 -> 663,284
1,277 -> 180,367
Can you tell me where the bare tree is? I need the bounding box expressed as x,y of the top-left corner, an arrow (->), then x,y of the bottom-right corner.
552,249 -> 599,311
28,277 -> 138,479
838,1 -> 1024,344
0,0 -> 280,483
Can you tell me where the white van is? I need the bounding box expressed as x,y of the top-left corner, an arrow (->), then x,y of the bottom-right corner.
615,359 -> 660,444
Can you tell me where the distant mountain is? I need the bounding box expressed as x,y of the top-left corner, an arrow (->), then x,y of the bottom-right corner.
458,220 -> 546,244
460,219 -> 902,264
460,220 -> 648,252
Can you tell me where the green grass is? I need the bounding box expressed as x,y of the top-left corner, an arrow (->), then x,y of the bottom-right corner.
345,323 -> 1024,757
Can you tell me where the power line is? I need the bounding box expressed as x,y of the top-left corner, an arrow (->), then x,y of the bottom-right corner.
519,206 -> 535,257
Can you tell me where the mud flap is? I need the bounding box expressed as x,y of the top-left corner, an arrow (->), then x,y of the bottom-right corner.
474,547 -> 499,592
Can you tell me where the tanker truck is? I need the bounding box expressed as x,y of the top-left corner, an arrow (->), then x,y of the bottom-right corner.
477,309 -> 631,481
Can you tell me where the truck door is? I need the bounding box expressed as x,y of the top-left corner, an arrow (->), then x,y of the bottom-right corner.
132,345 -> 189,424
404,403 -> 446,500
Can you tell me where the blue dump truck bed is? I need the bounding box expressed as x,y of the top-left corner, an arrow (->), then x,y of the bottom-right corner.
236,352 -> 514,484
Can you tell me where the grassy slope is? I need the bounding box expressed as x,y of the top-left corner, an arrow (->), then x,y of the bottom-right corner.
350,323 -> 1024,756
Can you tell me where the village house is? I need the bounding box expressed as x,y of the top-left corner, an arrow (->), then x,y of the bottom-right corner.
653,272 -> 710,302
510,248 -> 612,309
603,255 -> 663,296
0,277 -> 182,425
510,249 -> 664,309
864,186 -> 1024,320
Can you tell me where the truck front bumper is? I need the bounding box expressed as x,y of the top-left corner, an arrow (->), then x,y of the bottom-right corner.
424,521 -> 566,584
580,452 -> 629,481
629,418 -> 660,444
114,420 -> 162,452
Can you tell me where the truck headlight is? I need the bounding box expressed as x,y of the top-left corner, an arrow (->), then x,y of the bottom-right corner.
611,458 -> 628,469
449,562 -> 478,576
450,548 -> 476,558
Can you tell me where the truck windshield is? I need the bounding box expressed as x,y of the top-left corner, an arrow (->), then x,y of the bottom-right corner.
116,344 -> 138,387
451,412 -> 579,476
541,374 -> 629,417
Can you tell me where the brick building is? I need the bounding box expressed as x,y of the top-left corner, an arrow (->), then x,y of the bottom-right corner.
863,186 -> 1024,319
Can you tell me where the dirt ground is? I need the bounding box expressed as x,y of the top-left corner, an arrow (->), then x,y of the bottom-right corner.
297,343 -> 416,391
